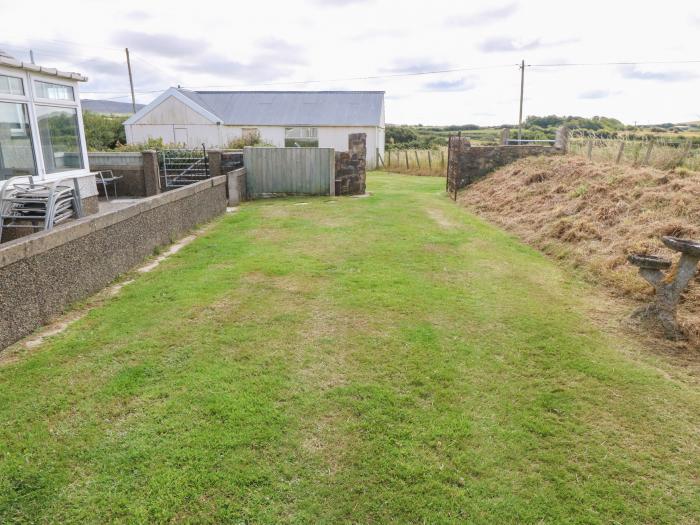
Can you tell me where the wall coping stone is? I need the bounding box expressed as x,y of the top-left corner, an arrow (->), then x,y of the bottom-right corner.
0,176 -> 226,268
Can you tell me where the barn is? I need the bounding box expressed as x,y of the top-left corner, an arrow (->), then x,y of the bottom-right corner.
123,88 -> 386,168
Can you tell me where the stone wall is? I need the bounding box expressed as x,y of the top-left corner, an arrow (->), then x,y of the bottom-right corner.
0,176 -> 228,351
88,150 -> 160,197
447,136 -> 565,193
335,133 -> 366,195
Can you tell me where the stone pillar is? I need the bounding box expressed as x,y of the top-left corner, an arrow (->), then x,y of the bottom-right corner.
142,150 -> 160,196
555,126 -> 569,153
334,133 -> 367,195
226,168 -> 247,206
208,149 -> 222,177
500,128 -> 510,145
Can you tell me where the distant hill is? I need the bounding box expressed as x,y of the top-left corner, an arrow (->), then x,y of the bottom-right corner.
81,99 -> 144,115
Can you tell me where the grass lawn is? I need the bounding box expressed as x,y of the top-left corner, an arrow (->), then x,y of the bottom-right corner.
1,172 -> 699,524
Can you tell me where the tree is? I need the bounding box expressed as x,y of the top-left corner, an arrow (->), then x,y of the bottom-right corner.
82,111 -> 127,150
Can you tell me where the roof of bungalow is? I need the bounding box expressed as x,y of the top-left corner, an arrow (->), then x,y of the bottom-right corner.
125,87 -> 385,127
0,50 -> 88,82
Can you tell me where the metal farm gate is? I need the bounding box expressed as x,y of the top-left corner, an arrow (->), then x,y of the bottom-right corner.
243,147 -> 335,198
160,145 -> 209,188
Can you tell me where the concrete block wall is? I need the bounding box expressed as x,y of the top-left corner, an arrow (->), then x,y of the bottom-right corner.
88,150 -> 160,197
0,176 -> 228,351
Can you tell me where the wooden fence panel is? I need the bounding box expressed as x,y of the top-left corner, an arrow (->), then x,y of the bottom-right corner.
243,147 -> 335,198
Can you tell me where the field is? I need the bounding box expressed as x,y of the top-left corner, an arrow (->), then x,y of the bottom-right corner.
1,173 -> 699,523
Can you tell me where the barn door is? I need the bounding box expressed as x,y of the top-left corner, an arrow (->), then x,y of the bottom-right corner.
174,127 -> 188,146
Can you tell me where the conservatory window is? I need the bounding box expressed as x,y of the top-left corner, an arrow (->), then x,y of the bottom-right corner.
0,101 -> 36,180
0,74 -> 24,96
285,127 -> 318,147
36,106 -> 84,173
34,80 -> 74,101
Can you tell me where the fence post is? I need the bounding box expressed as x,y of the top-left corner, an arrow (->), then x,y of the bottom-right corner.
441,149 -> 445,168
500,128 -> 510,145
586,140 -> 593,160
405,150 -> 409,169
554,126 -> 569,152
142,149 -> 160,196
414,150 -> 420,168
376,148 -> 385,168
616,141 -> 625,164
643,141 -> 654,165
427,150 -> 432,169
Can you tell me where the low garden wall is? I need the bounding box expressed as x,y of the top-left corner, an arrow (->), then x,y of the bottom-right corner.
88,150 -> 160,197
446,128 -> 568,194
0,176 -> 227,351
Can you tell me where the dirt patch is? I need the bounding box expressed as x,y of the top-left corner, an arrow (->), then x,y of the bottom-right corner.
459,155 -> 700,348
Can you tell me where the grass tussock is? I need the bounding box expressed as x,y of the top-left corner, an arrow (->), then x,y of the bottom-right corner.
459,155 -> 700,342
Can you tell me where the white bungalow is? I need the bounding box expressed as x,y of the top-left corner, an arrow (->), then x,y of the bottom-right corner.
0,51 -> 96,200
124,88 -> 386,168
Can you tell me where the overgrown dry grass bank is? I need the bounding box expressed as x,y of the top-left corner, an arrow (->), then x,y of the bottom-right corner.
459,156 -> 700,343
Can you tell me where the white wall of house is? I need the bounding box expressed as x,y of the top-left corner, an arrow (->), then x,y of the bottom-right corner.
124,94 -> 385,169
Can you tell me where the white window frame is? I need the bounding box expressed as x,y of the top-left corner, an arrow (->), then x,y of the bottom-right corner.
32,79 -> 75,103
0,65 -> 89,181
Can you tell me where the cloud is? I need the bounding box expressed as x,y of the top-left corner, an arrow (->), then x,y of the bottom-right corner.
579,89 -> 617,99
124,10 -> 152,20
316,0 -> 371,5
477,36 -> 579,53
81,57 -> 125,77
255,38 -> 306,65
478,37 -> 542,53
424,78 -> 476,92
448,3 -> 517,27
384,58 -> 451,74
113,30 -> 207,58
179,56 -> 293,83
620,65 -> 696,82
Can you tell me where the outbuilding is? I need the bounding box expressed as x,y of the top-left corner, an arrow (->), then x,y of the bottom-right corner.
123,88 -> 386,168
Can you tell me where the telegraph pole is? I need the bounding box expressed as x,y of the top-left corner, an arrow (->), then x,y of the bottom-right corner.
517,59 -> 525,143
29,49 -> 35,64
125,48 -> 136,113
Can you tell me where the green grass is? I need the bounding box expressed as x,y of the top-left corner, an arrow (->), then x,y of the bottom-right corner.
1,173 -> 699,524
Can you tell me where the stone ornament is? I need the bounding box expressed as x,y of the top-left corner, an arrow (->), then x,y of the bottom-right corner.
628,236 -> 700,340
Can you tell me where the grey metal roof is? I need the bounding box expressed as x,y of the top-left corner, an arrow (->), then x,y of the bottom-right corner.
0,50 -> 87,82
177,89 -> 384,126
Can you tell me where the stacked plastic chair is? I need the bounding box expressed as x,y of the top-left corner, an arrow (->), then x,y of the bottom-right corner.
0,176 -> 83,240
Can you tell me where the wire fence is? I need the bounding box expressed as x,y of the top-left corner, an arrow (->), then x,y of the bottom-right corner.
380,148 -> 446,176
569,132 -> 700,171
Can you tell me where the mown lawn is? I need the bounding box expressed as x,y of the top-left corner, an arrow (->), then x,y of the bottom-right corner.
1,173 -> 698,524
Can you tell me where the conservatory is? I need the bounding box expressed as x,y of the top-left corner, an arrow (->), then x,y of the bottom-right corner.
0,51 -> 96,201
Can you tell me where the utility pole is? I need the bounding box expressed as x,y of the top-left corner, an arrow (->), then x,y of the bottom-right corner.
517,59 -> 525,143
29,49 -> 35,64
125,48 -> 136,113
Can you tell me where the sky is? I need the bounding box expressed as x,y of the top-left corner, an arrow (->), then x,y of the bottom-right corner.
1,0 -> 699,126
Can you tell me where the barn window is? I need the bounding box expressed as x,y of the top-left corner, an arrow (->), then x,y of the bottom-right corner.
284,127 -> 318,147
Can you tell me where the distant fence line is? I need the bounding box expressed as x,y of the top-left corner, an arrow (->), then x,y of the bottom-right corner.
569,136 -> 700,171
378,148 -> 446,176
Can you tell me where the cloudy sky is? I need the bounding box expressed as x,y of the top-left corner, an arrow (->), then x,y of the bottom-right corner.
1,0 -> 698,125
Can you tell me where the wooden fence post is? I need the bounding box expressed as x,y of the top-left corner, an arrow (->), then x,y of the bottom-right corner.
414,150 -> 420,168
377,148 -> 385,168
643,141 -> 654,165
405,150 -> 409,169
441,149 -> 445,168
587,140 -> 593,160
427,150 -> 432,170
616,141 -> 625,164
